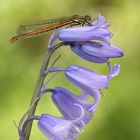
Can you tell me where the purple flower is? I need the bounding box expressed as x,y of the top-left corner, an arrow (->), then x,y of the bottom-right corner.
46,63 -> 120,90
70,41 -> 123,63
48,14 -> 112,48
65,63 -> 120,90
51,87 -> 100,125
48,14 -> 124,63
38,104 -> 85,140
58,14 -> 112,45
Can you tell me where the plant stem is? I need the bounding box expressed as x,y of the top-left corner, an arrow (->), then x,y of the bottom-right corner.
23,42 -> 67,140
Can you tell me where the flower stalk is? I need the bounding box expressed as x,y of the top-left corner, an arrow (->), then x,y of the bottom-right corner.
23,42 -> 67,140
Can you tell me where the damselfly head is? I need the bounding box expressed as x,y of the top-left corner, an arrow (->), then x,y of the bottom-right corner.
84,15 -> 91,21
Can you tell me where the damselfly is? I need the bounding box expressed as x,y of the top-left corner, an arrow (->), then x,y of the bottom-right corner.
10,15 -> 91,43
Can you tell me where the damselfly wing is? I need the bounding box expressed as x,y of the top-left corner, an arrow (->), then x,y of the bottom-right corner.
10,15 -> 91,43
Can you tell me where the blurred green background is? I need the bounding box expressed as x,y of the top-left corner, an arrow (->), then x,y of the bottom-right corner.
0,0 -> 140,139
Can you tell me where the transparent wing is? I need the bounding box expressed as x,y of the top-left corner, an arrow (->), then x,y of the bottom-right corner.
17,17 -> 71,35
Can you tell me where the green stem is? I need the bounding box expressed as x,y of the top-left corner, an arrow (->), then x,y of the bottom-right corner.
23,42 -> 67,140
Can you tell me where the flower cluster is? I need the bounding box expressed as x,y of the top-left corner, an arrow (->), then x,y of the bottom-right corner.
37,15 -> 123,140
38,63 -> 120,140
20,14 -> 123,140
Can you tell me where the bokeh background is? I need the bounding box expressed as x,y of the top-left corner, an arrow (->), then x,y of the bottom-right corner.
0,0 -> 140,139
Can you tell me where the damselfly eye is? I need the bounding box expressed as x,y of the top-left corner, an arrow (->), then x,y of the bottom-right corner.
84,15 -> 91,21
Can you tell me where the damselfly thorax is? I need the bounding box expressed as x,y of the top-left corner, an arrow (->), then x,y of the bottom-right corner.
10,15 -> 91,43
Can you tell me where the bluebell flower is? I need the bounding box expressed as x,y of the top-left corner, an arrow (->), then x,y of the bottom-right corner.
47,63 -> 120,90
48,14 -> 112,46
38,87 -> 100,139
51,87 -> 100,125
48,14 -> 124,63
65,63 -> 120,90
70,41 -> 123,63
38,104 -> 85,140
58,14 -> 112,44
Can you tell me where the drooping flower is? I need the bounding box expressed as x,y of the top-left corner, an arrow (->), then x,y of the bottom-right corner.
47,63 -> 120,91
38,104 -> 85,140
48,14 -> 112,46
58,14 -> 112,45
65,63 -> 120,90
48,14 -> 124,63
50,87 -> 100,125
70,41 -> 123,63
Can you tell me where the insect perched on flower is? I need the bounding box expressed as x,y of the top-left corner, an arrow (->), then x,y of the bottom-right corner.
10,15 -> 92,43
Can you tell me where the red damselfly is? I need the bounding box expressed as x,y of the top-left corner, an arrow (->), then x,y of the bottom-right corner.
10,15 -> 91,43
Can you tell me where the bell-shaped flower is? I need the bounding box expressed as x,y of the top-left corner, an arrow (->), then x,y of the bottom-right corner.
70,41 -> 124,63
50,87 -> 100,125
38,104 -> 85,140
48,14 -> 112,49
65,63 -> 120,90
46,62 -> 120,90
58,14 -> 112,45
48,14 -> 123,63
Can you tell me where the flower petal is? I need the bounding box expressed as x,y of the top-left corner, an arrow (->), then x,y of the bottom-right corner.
58,15 -> 112,45
91,14 -> 110,29
51,87 -> 100,124
71,42 -> 108,63
38,114 -> 82,140
58,27 -> 110,45
107,62 -> 120,78
71,41 -> 124,60
48,31 -> 58,49
65,64 -> 119,90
